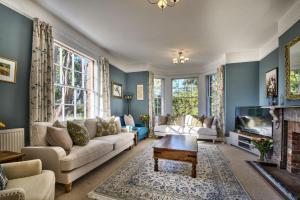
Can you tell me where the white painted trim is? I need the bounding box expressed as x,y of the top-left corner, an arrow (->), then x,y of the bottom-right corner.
259,34 -> 279,60
225,50 -> 260,64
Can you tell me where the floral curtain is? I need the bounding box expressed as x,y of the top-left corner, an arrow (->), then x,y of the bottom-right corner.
148,72 -> 154,137
216,65 -> 225,140
30,18 -> 54,132
100,57 -> 111,118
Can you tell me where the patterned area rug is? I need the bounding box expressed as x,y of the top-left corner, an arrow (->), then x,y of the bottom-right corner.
88,142 -> 250,200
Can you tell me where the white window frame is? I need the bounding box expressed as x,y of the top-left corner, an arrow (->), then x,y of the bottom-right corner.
53,41 -> 98,121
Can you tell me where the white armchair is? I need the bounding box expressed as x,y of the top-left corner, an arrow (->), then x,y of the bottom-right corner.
0,159 -> 55,200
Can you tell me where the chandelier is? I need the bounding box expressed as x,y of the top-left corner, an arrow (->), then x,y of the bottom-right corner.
147,0 -> 180,11
173,51 -> 189,64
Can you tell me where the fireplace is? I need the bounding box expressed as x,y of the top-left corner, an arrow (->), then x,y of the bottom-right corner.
268,106 -> 300,174
286,121 -> 300,174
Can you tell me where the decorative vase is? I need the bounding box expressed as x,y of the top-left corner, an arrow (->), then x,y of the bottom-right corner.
258,152 -> 265,162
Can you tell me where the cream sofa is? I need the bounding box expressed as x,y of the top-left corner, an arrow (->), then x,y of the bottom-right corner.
21,119 -> 134,192
154,115 -> 219,143
0,159 -> 55,200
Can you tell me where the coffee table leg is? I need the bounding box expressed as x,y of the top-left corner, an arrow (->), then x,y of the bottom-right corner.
154,158 -> 158,172
192,162 -> 196,178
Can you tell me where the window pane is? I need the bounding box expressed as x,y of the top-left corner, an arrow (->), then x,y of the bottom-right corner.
55,85 -> 62,104
62,68 -> 72,86
54,46 -> 60,65
76,90 -> 85,105
54,65 -> 60,84
154,79 -> 162,116
74,72 -> 83,88
64,87 -> 74,104
62,49 -> 72,68
65,105 -> 74,120
76,104 -> 84,119
82,59 -> 89,74
54,105 -> 63,120
74,55 -> 82,72
172,78 -> 198,116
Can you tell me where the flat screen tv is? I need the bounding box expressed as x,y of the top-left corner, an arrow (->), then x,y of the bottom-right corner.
235,106 -> 272,138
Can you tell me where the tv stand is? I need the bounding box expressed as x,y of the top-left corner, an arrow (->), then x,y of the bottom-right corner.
229,131 -> 261,156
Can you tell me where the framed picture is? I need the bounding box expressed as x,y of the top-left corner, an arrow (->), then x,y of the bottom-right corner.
111,81 -> 123,99
0,57 -> 17,83
266,68 -> 278,97
137,84 -> 144,100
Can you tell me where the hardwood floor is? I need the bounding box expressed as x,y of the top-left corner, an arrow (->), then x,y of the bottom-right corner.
55,139 -> 283,200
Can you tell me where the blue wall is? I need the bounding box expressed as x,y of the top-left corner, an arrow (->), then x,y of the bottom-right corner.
0,4 -> 33,145
225,62 -> 259,134
279,20 -> 300,105
126,72 -> 149,124
259,48 -> 279,106
109,64 -> 127,116
109,66 -> 149,123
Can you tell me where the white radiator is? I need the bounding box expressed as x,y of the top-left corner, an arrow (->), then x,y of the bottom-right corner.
0,128 -> 24,153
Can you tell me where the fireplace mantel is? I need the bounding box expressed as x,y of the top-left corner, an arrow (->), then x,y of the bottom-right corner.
262,105 -> 300,125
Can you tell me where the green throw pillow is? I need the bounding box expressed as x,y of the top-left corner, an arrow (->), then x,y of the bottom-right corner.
96,117 -> 117,137
67,121 -> 90,146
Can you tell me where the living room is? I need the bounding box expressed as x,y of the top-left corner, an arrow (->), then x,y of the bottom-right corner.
0,0 -> 300,200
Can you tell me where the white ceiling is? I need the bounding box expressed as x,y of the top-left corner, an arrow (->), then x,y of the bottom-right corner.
32,0 -> 297,73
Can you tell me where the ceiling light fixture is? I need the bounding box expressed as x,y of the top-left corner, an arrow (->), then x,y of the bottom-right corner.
173,51 -> 189,64
147,0 -> 180,11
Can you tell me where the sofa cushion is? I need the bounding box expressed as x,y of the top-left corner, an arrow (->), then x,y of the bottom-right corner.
31,122 -> 53,146
158,115 -> 169,125
67,121 -> 90,146
203,116 -> 214,128
6,170 -> 55,200
84,119 -> 97,139
60,140 -> 113,171
124,114 -> 135,126
46,126 -> 73,153
94,133 -> 134,150
96,117 -> 118,137
115,117 -> 122,133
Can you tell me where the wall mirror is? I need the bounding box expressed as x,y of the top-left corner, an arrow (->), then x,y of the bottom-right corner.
286,35 -> 300,99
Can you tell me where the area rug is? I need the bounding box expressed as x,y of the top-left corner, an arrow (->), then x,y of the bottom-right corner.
88,143 -> 250,200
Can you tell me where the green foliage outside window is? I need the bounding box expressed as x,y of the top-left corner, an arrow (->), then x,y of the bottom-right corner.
172,78 -> 198,116
290,69 -> 300,95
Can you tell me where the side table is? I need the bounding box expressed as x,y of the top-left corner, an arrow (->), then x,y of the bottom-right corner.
131,130 -> 138,146
0,151 -> 25,164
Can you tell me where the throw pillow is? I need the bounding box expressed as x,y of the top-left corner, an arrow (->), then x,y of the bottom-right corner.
124,114 -> 135,126
67,121 -> 90,146
96,117 -> 118,137
159,115 -> 169,125
53,120 -> 66,128
0,165 -> 8,190
203,116 -> 214,128
46,126 -> 73,153
114,117 -> 122,133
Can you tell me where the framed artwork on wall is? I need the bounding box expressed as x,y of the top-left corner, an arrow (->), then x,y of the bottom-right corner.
137,84 -> 144,100
111,81 -> 123,99
0,57 -> 17,83
266,68 -> 278,97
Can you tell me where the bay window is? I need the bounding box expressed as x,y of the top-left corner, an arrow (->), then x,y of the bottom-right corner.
172,78 -> 198,116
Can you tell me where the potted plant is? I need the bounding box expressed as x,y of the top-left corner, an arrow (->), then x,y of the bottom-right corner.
251,138 -> 273,162
0,121 -> 6,129
140,114 -> 150,128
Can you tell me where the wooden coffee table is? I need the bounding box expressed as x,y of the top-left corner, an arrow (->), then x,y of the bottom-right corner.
153,135 -> 198,178
0,151 -> 25,163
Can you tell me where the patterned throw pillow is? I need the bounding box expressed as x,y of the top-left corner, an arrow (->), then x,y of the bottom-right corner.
67,121 -> 90,146
124,114 -> 135,126
0,165 -> 8,190
96,117 -> 118,137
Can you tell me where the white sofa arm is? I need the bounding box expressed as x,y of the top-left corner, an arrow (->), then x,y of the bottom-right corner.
120,128 -> 128,133
0,188 -> 25,200
21,146 -> 66,175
